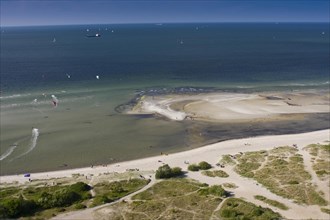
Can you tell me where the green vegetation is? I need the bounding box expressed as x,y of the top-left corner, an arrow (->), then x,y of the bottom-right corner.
187,161 -> 212,172
202,170 -> 229,178
188,164 -> 200,171
235,150 -> 266,178
155,164 -> 183,179
306,144 -> 330,179
222,183 -> 238,189
92,178 -> 150,206
220,155 -> 236,165
105,179 -> 226,219
0,177 -> 150,218
216,198 -> 282,220
321,208 -> 330,214
0,182 -> 91,219
254,195 -> 289,210
234,146 -> 328,206
198,161 -> 212,170
198,185 -> 226,197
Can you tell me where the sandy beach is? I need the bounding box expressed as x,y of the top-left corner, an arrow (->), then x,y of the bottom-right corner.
1,129 -> 328,183
129,91 -> 329,122
1,129 -> 329,219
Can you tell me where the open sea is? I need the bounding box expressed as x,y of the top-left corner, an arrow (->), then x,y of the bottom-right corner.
1,23 -> 329,175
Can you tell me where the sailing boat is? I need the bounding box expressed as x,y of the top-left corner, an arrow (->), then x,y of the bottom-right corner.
52,37 -> 56,43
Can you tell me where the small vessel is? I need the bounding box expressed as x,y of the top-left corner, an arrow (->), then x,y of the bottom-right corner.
52,37 -> 56,43
86,33 -> 101,38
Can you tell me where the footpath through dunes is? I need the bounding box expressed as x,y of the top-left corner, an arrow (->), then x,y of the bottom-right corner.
1,130 -> 329,219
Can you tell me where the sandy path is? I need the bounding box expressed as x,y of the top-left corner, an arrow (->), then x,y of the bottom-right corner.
52,175 -> 157,220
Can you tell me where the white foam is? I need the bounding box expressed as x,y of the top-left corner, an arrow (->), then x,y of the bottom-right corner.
141,101 -> 186,121
0,93 -> 31,99
0,145 -> 17,161
14,128 -> 39,159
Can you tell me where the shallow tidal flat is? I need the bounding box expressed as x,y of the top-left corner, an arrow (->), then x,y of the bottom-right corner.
1,89 -> 329,175
128,90 -> 330,146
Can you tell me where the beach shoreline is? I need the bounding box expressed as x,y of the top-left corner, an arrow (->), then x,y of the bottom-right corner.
1,129 -> 329,184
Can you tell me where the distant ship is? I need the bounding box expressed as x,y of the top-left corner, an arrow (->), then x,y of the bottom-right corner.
86,33 -> 101,38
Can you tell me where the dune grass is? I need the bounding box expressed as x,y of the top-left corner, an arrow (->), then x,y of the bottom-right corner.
92,178 -> 150,206
234,146 -> 327,206
216,198 -> 282,220
254,195 -> 289,210
305,144 -> 330,179
107,179 -> 224,219
202,170 -> 229,178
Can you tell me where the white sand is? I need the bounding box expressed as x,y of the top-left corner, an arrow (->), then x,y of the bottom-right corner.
129,92 -> 329,122
2,130 -> 329,219
1,130 -> 328,184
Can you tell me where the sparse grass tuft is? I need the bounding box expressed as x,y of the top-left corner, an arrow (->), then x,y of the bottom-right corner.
235,146 -> 328,206
220,155 -> 236,165
321,208 -> 330,214
254,195 -> 289,210
202,170 -> 229,178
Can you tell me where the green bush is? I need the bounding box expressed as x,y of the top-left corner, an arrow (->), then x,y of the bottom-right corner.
37,189 -> 81,209
0,196 -> 37,218
74,203 -> 87,210
188,164 -> 200,171
199,185 -> 226,197
199,161 -> 212,170
155,165 -> 183,179
69,182 -> 91,192
92,195 -> 112,206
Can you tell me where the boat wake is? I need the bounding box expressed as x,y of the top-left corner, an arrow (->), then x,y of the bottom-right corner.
0,145 -> 17,161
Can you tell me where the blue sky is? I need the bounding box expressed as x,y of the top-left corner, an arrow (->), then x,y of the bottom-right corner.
1,0 -> 329,26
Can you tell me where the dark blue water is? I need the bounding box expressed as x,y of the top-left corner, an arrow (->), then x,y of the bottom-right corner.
1,23 -> 329,94
0,23 -> 329,175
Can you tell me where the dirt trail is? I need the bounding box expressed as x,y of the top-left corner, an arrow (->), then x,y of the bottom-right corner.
52,176 -> 157,220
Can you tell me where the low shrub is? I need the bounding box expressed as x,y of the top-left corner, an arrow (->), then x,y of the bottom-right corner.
199,161 -> 212,170
155,165 -> 183,179
188,164 -> 200,171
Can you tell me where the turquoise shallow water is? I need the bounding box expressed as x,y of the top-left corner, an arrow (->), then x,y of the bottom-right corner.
1,23 -> 329,175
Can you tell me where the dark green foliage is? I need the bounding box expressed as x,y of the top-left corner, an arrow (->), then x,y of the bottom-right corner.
69,182 -> 91,192
92,195 -> 112,206
74,203 -> 87,210
0,182 -> 92,218
37,189 -> 81,208
188,164 -> 200,171
219,198 -> 282,220
171,167 -> 183,176
198,185 -> 226,197
155,164 -> 183,179
0,196 -> 37,218
198,161 -> 212,170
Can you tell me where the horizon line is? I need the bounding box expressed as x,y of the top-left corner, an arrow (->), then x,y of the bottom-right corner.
1,21 -> 329,28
